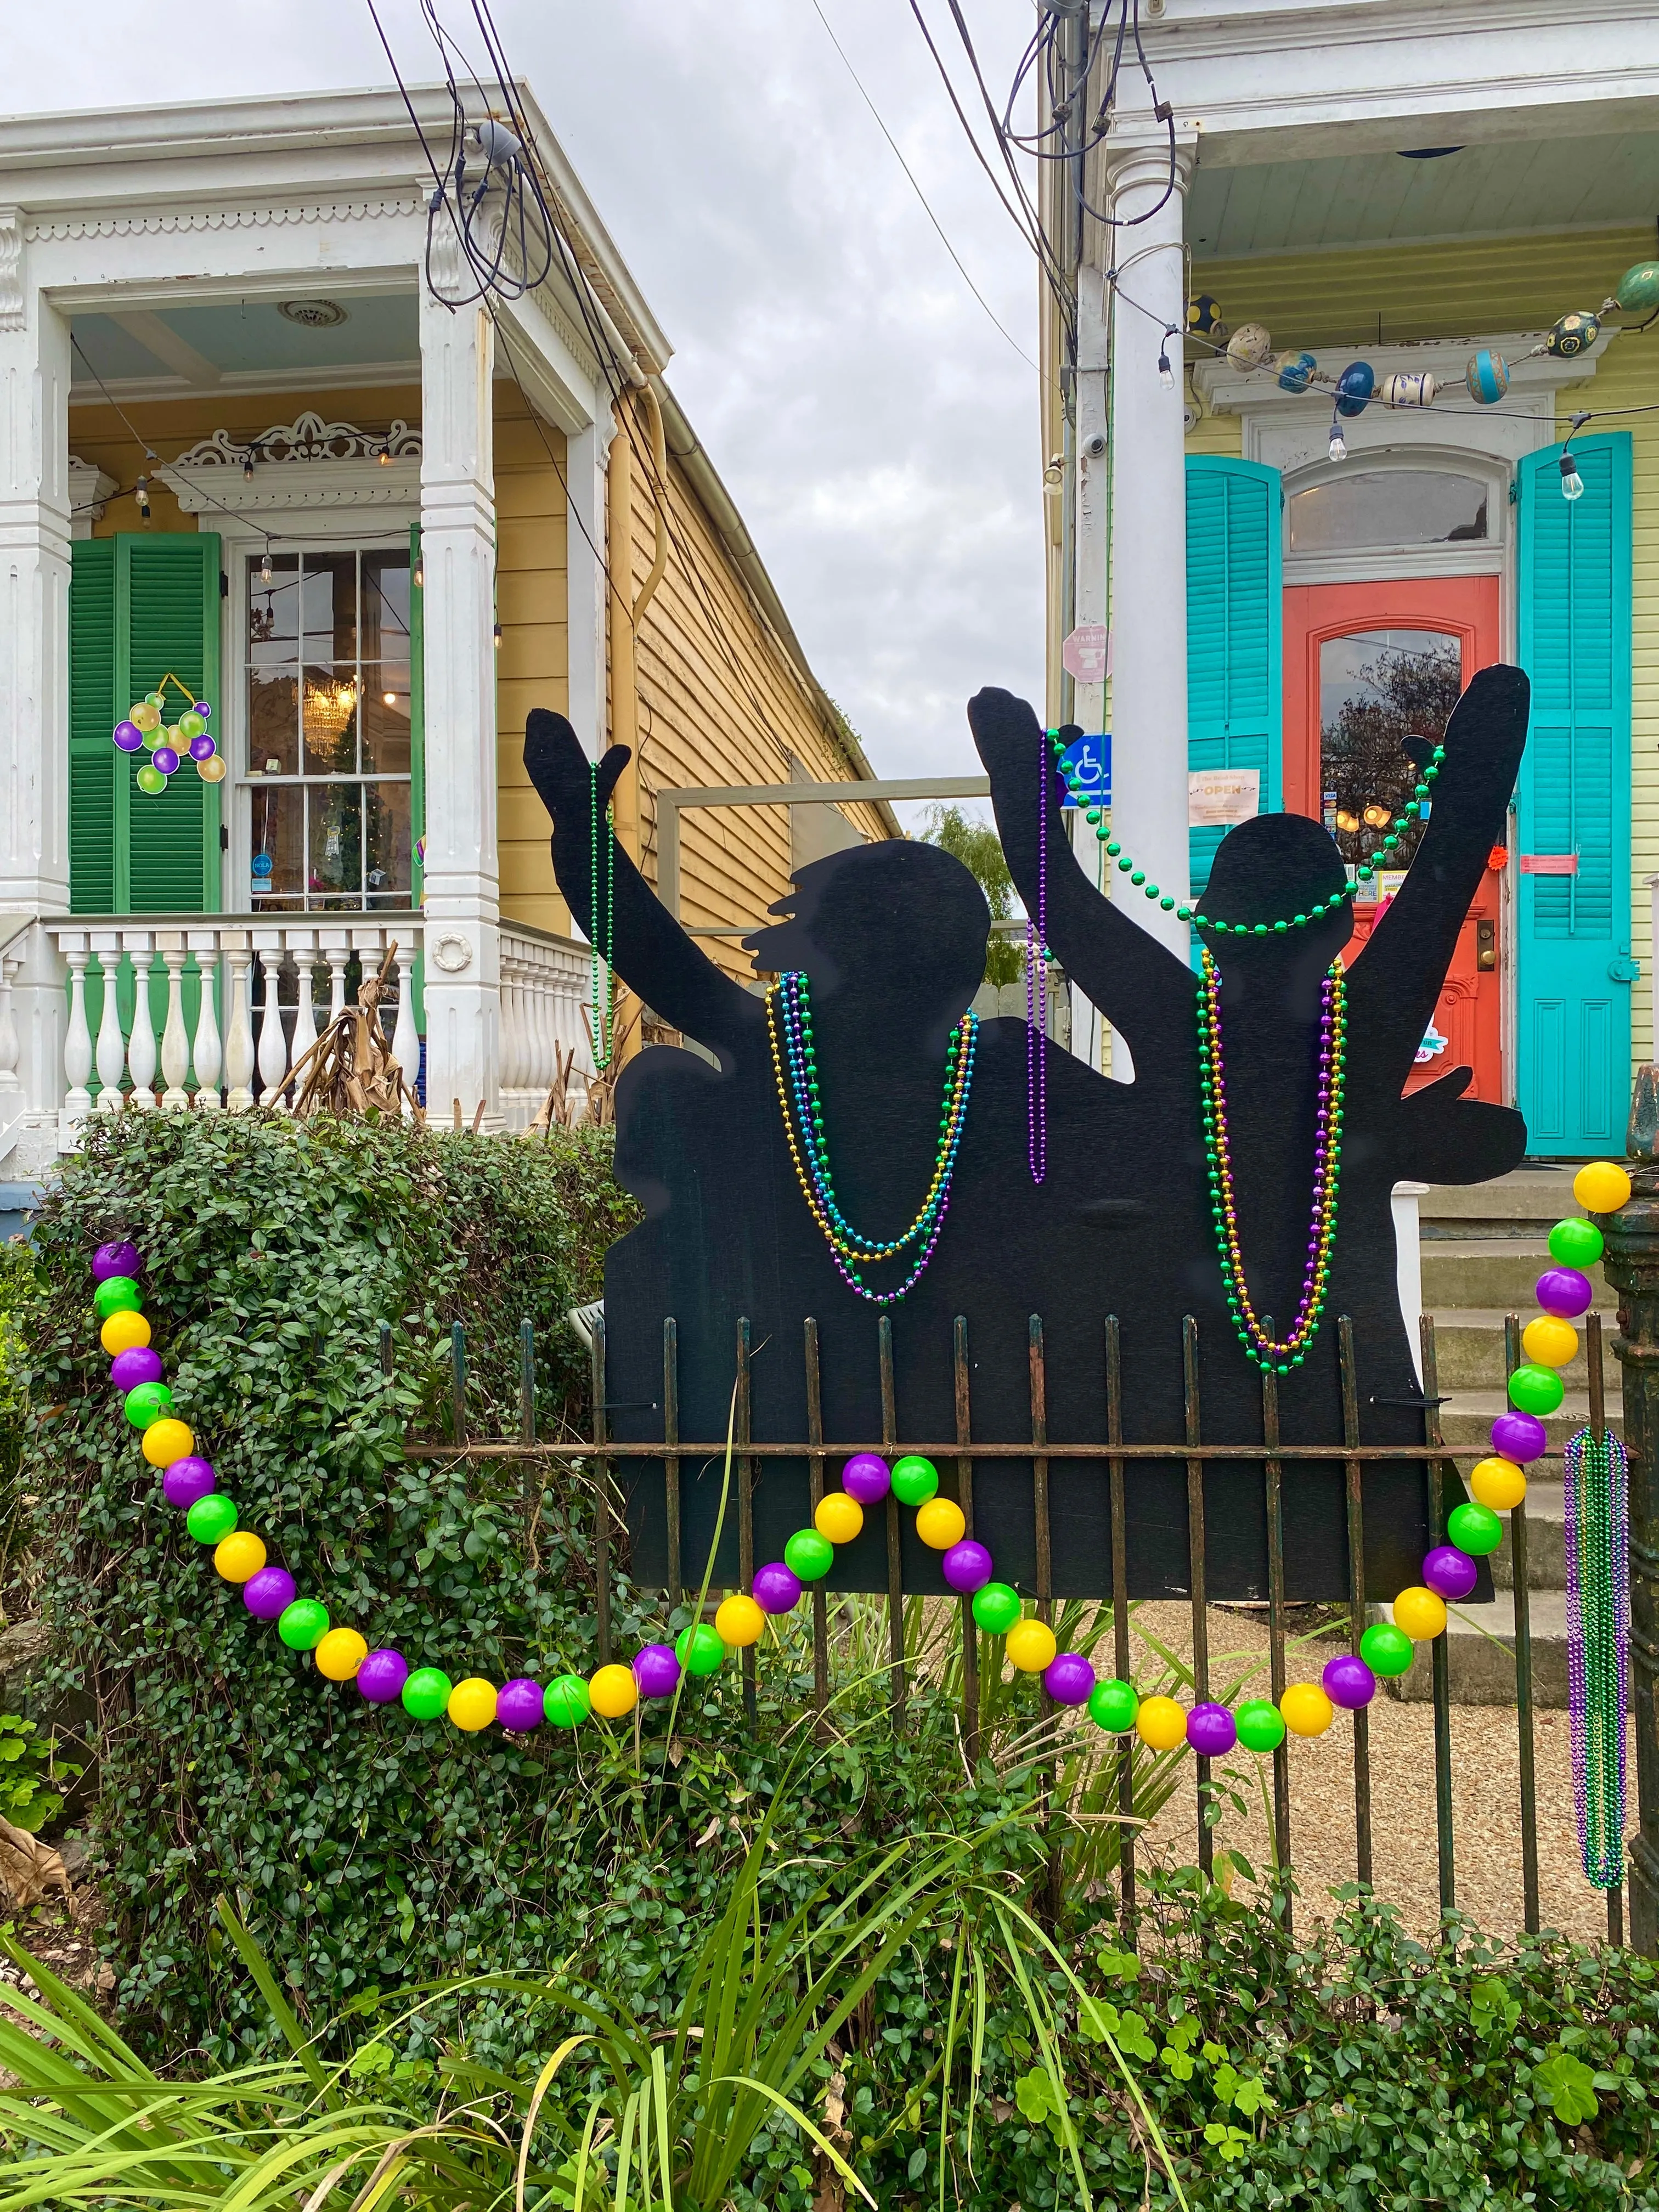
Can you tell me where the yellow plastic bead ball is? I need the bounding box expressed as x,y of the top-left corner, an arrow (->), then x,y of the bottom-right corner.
1005,1618 -> 1057,1673
1135,1695 -> 1189,1751
100,1309 -> 152,1356
1521,1314 -> 1578,1369
1573,1160 -> 1632,1215
714,1593 -> 765,1647
1470,1455 -> 1527,1512
915,1497 -> 967,1551
1392,1585 -> 1448,1642
142,1417 -> 194,1467
1279,1682 -> 1335,1738
814,1491 -> 864,1545
213,1530 -> 267,1583
448,1678 -> 498,1732
589,1663 -> 640,1718
314,1628 -> 368,1681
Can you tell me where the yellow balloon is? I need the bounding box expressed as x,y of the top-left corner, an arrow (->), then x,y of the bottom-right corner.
196,755 -> 228,784
915,1497 -> 967,1551
315,1628 -> 368,1681
1279,1682 -> 1334,1738
1005,1618 -> 1057,1673
142,1417 -> 194,1467
814,1491 -> 864,1545
1470,1455 -> 1527,1512
1135,1695 -> 1188,1751
131,701 -> 160,732
714,1593 -> 765,1647
100,1309 -> 152,1355
1521,1314 -> 1578,1369
448,1677 -> 498,1731
589,1662 -> 639,1718
1573,1160 -> 1632,1214
213,1530 -> 267,1583
1392,1585 -> 1448,1642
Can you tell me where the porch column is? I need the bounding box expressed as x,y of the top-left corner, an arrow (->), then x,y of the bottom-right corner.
1102,142 -> 1195,963
419,261 -> 501,1128
566,416 -> 610,761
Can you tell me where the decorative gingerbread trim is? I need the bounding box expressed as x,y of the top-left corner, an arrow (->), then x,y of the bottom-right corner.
0,207 -> 24,332
24,195 -> 422,244
171,412 -> 422,468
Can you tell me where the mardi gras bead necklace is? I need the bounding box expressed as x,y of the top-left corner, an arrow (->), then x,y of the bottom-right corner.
589,763 -> 617,1073
1026,723 -> 1050,1185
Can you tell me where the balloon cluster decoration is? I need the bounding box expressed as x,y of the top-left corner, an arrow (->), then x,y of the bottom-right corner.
112,674 -> 221,797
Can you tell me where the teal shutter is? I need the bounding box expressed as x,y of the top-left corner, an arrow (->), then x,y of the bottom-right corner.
69,540 -> 116,912
1516,435 -> 1632,1155
1186,456 -> 1282,898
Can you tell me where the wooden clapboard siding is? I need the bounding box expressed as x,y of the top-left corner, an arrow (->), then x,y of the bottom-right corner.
493,388 -> 572,934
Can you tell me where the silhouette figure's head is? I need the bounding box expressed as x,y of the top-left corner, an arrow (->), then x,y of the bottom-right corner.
743,842 -> 990,1025
1197,813 -> 1355,969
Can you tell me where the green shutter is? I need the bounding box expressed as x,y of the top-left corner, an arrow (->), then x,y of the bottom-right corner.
121,534 -> 222,913
68,540 -> 117,912
1186,456 -> 1283,898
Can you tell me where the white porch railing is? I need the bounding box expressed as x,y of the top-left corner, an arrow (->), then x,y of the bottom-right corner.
499,925 -> 593,1130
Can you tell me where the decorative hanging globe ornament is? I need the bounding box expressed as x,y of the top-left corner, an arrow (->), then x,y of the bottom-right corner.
1546,311 -> 1600,358
1381,370 -> 1436,408
1334,362 -> 1375,416
1225,321 -> 1273,371
1186,293 -> 1225,339
1466,348 -> 1509,404
1276,349 -> 1316,392
1612,261 -> 1659,315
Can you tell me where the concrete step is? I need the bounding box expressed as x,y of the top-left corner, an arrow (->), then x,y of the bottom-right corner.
1491,1482 -> 1565,1592
1440,1387 -> 1622,1449
1420,1165 -> 1586,1241
1376,1590 -> 1579,1706
1429,1311 -> 1622,1396
1421,1240 -> 1616,1313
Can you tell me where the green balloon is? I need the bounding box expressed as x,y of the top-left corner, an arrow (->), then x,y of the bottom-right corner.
1359,1622 -> 1414,1678
123,1380 -> 173,1429
141,724 -> 165,751
278,1598 -> 330,1650
1235,1699 -> 1287,1753
93,1276 -> 142,1320
401,1666 -> 453,1720
1548,1216 -> 1604,1267
891,1454 -> 940,1506
145,691 -> 165,709
136,764 -> 167,795
783,1528 -> 834,1582
971,1580 -> 1022,1635
1088,1678 -> 1139,1734
543,1673 -> 591,1728
185,1493 -> 237,1544
1447,1502 -> 1503,1558
675,1622 -> 726,1676
1508,1362 -> 1564,1416
176,711 -> 206,741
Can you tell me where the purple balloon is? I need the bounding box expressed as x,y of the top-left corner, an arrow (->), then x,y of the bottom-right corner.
194,701 -> 211,718
189,732 -> 217,763
1042,1652 -> 1097,1707
151,746 -> 179,775
498,1677 -> 546,1732
1322,1654 -> 1377,1709
752,1561 -> 803,1615
110,1346 -> 163,1390
162,1455 -> 216,1509
634,1643 -> 682,1699
244,1567 -> 297,1622
1186,1701 -> 1238,1756
1490,1409 -> 1548,1465
1422,1544 -> 1478,1601
112,720 -> 144,752
1534,1266 -> 1594,1319
841,1453 -> 891,1504
941,1538 -> 994,1594
93,1240 -> 141,1283
356,1647 -> 409,1702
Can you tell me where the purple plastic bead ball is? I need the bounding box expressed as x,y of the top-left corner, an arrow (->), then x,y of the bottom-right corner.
497,1677 -> 546,1732
113,720 -> 145,752
110,1346 -> 162,1391
752,1561 -> 804,1615
151,746 -> 179,775
1322,1654 -> 1377,1709
162,1455 -> 216,1509
355,1646 -> 409,1702
1490,1409 -> 1548,1464
189,732 -> 217,763
1534,1266 -> 1594,1319
841,1452 -> 891,1504
1422,1544 -> 1478,1601
243,1566 -> 297,1622
634,1643 -> 682,1699
1186,1701 -> 1238,1756
941,1538 -> 994,1594
93,1239 -> 141,1283
1043,1652 -> 1097,1707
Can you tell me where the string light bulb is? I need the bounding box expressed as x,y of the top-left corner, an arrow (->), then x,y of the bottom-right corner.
413,560 -> 423,589
135,476 -> 151,519
261,550 -> 273,586
1158,327 -> 1176,390
1560,454 -> 1584,501
493,620 -> 503,650
1328,419 -> 1347,464
242,450 -> 255,482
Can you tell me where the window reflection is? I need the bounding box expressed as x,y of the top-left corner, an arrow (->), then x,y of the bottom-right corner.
1289,471 -> 1489,552
1319,629 -> 1464,872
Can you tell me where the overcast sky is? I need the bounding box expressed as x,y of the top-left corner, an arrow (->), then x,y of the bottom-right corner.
8,0 -> 1045,815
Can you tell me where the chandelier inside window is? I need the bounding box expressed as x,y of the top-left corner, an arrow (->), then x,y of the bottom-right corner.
304,674 -> 358,746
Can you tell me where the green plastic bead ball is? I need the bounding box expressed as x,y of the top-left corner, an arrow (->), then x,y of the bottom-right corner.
278,1598 -> 330,1650
972,1581 -> 1023,1635
675,1622 -> 726,1675
123,1380 -> 173,1429
93,1276 -> 142,1321
543,1674 -> 591,1727
1383,836 -> 1400,850
1447,1502 -> 1504,1558
783,1528 -> 835,1582
1508,1362 -> 1564,1417
1235,1699 -> 1287,1753
186,1493 -> 237,1544
1294,914 -> 1307,927
891,1454 -> 940,1506
1177,906 -> 1192,921
1105,842 -> 1121,857
401,1666 -> 454,1720
1359,1622 -> 1414,1678
1253,923 -> 1267,935
1085,808 -> 1101,825
1130,871 -> 1146,887
1118,857 -> 1133,873
1160,896 -> 1176,912
1142,882 -> 1159,899
1274,919 -> 1288,933
1548,1216 -> 1604,1267
1087,1678 -> 1139,1733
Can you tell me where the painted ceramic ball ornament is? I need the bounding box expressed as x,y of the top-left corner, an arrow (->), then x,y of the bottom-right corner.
1615,260 -> 1659,314
1547,311 -> 1600,358
1226,321 -> 1273,371
1381,370 -> 1436,408
1186,293 -> 1224,338
1276,349 -> 1316,392
1334,361 -> 1375,416
1466,348 -> 1509,403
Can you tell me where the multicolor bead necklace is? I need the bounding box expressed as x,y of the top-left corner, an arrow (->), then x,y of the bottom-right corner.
1565,1424 -> 1629,1891
1026,723 -> 1049,1185
766,972 -> 977,1303
589,763 -> 618,1073
1198,946 -> 1347,1372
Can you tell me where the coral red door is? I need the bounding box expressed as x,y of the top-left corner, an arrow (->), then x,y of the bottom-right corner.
1283,578 -> 1504,1101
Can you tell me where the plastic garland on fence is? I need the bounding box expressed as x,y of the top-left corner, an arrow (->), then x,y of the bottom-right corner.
110,674 -> 221,796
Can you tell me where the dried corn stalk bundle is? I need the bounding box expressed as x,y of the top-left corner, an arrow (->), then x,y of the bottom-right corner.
287,945 -> 422,1120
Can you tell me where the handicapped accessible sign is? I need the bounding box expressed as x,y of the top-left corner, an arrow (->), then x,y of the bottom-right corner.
1058,732 -> 1110,808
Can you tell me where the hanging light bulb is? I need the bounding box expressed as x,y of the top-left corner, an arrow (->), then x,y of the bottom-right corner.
242,450 -> 255,482
1328,418 -> 1347,463
134,475 -> 151,518
261,550 -> 273,586
378,444 -> 392,465
1158,328 -> 1176,390
413,560 -> 424,589
493,620 -> 503,649
1560,451 -> 1584,501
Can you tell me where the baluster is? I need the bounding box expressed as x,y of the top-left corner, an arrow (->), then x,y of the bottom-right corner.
0,952 -> 23,1125
535,958 -> 558,1096
93,939 -> 125,1110
255,950 -> 291,1107
323,941 -> 351,1027
159,939 -> 191,1109
223,939 -> 256,1112
391,939 -> 420,1112
125,939 -> 158,1108
286,931 -> 320,1079
500,955 -> 524,1097
62,945 -> 94,1121
189,930 -> 222,1109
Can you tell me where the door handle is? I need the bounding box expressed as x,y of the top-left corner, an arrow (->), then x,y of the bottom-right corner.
1475,919 -> 1497,972
1609,955 -> 1640,983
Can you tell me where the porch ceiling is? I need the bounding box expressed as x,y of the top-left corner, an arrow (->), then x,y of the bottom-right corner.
69,288 -> 420,397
